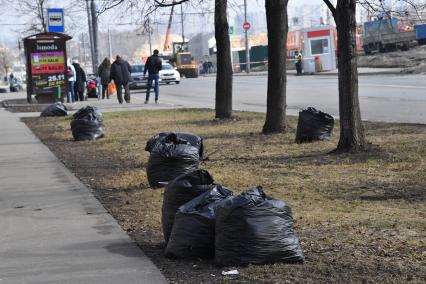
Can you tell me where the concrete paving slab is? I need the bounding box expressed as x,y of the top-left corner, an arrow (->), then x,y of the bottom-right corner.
0,109 -> 167,284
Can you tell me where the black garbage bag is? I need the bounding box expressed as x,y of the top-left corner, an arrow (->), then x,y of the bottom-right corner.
165,185 -> 233,259
70,106 -> 104,141
162,169 -> 215,243
295,107 -> 334,143
40,102 -> 68,117
145,132 -> 203,158
73,105 -> 104,121
215,186 -> 304,266
147,133 -> 200,189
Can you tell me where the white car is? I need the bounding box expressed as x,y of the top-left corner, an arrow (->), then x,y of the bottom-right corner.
159,63 -> 180,85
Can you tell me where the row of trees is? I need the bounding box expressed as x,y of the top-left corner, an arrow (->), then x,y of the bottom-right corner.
13,0 -> 424,153
214,0 -> 364,153
211,0 -> 423,153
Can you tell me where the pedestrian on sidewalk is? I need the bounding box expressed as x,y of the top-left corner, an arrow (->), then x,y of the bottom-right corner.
202,61 -> 209,74
143,49 -> 162,104
72,60 -> 87,101
294,50 -> 303,76
110,55 -> 131,104
66,59 -> 76,103
98,57 -> 111,100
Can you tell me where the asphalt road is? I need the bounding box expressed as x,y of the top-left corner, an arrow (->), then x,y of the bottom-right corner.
132,74 -> 426,124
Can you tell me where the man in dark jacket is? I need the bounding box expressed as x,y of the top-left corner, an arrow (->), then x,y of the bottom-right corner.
72,61 -> 86,101
110,55 -> 132,104
143,49 -> 162,104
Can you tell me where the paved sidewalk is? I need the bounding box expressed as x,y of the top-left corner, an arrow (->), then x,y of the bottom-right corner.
0,109 -> 166,283
0,91 -> 184,116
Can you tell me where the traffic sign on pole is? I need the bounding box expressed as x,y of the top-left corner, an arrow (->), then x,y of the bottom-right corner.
47,8 -> 64,33
243,22 -> 251,31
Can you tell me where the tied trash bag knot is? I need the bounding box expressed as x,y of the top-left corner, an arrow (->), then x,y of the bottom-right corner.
70,106 -> 105,141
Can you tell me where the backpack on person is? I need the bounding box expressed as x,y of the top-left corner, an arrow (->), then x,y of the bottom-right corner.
67,66 -> 74,77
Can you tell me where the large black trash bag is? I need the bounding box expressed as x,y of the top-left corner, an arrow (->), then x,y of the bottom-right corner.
215,186 -> 304,266
145,132 -> 204,158
40,102 -> 68,117
73,105 -> 104,121
147,133 -> 200,189
295,107 -> 334,143
162,169 -> 215,243
165,185 -> 233,259
70,106 -> 105,141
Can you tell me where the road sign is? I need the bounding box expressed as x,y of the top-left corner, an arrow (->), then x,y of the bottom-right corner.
243,22 -> 251,31
47,8 -> 64,33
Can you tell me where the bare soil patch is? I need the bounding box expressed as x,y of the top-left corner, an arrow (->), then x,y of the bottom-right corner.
23,109 -> 426,283
357,45 -> 426,74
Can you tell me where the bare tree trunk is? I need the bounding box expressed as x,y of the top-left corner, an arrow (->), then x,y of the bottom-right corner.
215,0 -> 233,119
86,0 -> 95,71
334,0 -> 366,152
91,0 -> 99,73
262,0 -> 289,134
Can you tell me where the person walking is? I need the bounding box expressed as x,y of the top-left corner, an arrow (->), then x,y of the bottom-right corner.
98,57 -> 111,99
294,50 -> 303,76
143,49 -> 162,104
67,59 -> 76,103
72,60 -> 86,101
110,55 -> 131,104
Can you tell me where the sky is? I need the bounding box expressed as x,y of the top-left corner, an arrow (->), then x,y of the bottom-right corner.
0,0 -> 326,46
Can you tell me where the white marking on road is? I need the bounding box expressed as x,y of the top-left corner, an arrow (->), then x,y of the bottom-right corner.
362,84 -> 426,89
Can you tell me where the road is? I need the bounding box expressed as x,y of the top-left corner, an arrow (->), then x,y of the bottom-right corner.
131,74 -> 426,124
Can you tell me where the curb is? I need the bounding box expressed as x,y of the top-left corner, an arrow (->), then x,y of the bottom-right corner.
202,70 -> 404,77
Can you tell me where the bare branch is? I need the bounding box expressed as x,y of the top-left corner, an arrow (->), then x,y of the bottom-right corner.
97,0 -> 126,16
154,0 -> 190,7
323,0 -> 336,17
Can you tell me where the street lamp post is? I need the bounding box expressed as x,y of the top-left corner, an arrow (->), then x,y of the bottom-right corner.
108,26 -> 113,59
180,4 -> 185,44
147,18 -> 153,55
244,0 -> 250,73
148,28 -> 153,55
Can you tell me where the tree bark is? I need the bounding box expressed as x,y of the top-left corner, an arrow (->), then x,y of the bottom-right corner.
262,0 -> 289,134
334,0 -> 366,152
214,0 -> 233,119
91,0 -> 99,73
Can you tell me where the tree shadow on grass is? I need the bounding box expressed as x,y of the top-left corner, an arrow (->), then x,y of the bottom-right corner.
329,183 -> 426,202
207,147 -> 392,168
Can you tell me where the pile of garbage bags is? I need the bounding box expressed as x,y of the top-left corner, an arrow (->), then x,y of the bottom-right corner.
70,106 -> 105,141
146,133 -> 201,188
40,102 -> 68,117
295,107 -> 334,143
160,170 -> 304,265
145,132 -> 304,266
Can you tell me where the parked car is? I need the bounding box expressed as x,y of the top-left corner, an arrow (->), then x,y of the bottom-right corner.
160,63 -> 181,85
129,63 -> 181,89
129,64 -> 147,89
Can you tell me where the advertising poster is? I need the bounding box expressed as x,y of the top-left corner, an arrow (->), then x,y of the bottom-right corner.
28,40 -> 67,96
